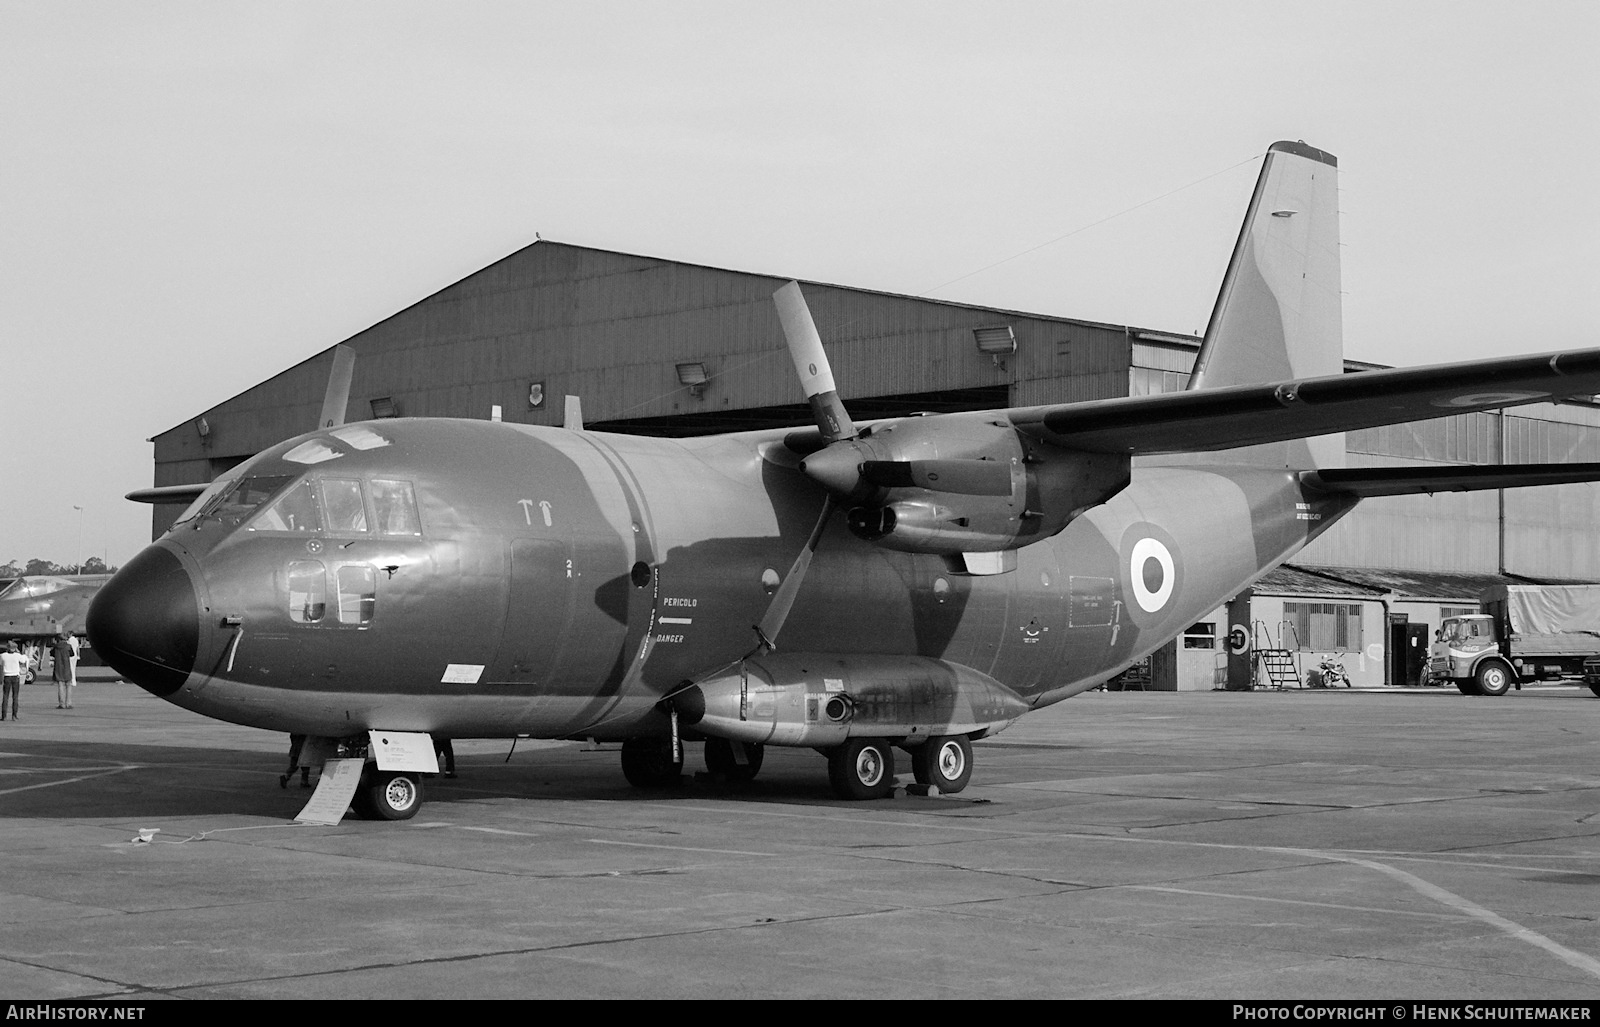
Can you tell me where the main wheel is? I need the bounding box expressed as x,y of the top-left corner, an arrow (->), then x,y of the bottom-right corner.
912,735 -> 973,794
704,738 -> 764,782
357,770 -> 423,821
826,738 -> 895,800
1475,661 -> 1513,697
621,737 -> 683,788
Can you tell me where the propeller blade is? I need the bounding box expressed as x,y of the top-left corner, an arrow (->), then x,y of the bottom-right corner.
754,497 -> 836,651
318,345 -> 356,429
861,459 -> 1014,496
773,282 -> 856,443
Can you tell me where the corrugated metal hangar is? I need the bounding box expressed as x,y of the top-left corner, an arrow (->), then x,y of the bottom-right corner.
149,239 -> 1600,689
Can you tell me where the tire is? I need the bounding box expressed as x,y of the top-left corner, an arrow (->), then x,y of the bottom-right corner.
827,738 -> 895,800
911,735 -> 973,794
1455,678 -> 1481,696
704,738 -> 764,782
1475,661 -> 1513,697
1588,681 -> 1600,698
621,736 -> 683,788
360,770 -> 423,821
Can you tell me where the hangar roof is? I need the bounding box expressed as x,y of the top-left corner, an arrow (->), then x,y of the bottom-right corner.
1256,564 -> 1597,602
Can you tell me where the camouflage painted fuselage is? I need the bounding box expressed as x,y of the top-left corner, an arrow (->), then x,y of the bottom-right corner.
92,417 -> 1355,740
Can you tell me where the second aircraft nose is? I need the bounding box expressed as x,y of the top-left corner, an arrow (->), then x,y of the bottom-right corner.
87,545 -> 200,698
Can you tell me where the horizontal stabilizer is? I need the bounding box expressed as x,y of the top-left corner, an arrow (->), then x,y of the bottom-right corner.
1013,348 -> 1600,455
126,483 -> 208,505
1303,463 -> 1600,498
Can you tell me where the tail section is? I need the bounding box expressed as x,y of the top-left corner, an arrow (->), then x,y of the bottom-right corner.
1187,140 -> 1343,468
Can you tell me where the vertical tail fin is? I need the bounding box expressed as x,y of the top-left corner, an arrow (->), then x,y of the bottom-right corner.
1188,140 -> 1343,468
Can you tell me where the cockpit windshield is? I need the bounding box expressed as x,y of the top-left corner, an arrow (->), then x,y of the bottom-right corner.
0,576 -> 74,600
177,475 -> 297,527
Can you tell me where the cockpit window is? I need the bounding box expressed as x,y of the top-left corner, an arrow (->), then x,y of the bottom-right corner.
183,475 -> 296,526
322,479 -> 368,533
371,479 -> 422,536
0,576 -> 73,600
249,479 -> 322,532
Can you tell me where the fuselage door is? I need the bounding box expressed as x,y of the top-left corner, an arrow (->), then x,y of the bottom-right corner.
491,537 -> 576,687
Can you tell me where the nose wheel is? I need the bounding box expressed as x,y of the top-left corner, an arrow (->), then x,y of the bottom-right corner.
351,768 -> 423,820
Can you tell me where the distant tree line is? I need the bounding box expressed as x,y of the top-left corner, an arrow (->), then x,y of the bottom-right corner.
0,558 -> 117,578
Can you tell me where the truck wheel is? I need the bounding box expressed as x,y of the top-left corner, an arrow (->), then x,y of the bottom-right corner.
1475,661 -> 1512,697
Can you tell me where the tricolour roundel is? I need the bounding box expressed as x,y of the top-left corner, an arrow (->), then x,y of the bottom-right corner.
1119,522 -> 1184,627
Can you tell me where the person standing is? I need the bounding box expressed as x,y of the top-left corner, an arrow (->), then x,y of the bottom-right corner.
52,634 -> 74,709
280,733 -> 310,788
1,641 -> 25,721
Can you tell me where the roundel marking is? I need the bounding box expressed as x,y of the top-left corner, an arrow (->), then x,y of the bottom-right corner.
1432,390 -> 1547,409
1228,624 -> 1251,655
808,362 -> 818,376
1129,537 -> 1175,614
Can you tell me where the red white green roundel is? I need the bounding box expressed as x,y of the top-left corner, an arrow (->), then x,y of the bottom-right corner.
1119,523 -> 1184,626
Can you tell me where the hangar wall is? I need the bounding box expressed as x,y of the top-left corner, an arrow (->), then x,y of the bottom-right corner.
150,240 -> 1600,581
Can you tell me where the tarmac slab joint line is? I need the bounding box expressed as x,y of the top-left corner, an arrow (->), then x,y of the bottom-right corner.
1283,845 -> 1600,982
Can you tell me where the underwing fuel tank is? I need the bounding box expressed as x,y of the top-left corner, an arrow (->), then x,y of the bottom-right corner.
676,652 -> 1031,747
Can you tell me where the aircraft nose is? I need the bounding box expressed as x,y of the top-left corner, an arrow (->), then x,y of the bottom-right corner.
87,545 -> 199,698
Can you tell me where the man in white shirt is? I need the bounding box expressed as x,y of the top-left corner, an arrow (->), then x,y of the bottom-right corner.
1,641 -> 26,720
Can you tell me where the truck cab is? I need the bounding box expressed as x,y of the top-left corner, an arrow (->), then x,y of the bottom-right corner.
1429,614 -> 1516,696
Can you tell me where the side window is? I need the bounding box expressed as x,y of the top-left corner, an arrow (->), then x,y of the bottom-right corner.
288,561 -> 327,623
322,478 -> 368,533
337,564 -> 376,625
252,480 -> 323,532
371,479 -> 422,536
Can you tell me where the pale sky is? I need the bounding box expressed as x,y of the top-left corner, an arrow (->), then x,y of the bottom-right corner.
2,0 -> 1596,569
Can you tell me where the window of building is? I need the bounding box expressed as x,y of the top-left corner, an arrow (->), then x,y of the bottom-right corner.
1182,622 -> 1216,649
1440,605 -> 1478,620
1283,602 -> 1364,651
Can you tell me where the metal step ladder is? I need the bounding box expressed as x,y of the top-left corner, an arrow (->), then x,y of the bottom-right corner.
1256,648 -> 1302,690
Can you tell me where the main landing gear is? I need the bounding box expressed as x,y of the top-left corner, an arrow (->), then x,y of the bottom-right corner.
824,735 -> 974,799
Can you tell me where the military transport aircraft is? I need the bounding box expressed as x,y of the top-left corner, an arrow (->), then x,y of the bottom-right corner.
88,141 -> 1600,819
1,574 -> 109,641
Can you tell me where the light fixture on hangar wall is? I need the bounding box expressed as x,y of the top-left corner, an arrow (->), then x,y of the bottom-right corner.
676,362 -> 711,398
369,397 -> 398,419
973,325 -> 1016,370
194,416 -> 210,444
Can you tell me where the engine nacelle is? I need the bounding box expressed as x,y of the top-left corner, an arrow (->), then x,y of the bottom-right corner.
675,652 -> 1031,748
799,414 -> 1129,555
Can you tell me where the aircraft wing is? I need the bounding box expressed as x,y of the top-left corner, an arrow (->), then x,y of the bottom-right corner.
126,484 -> 208,505
1010,348 -> 1600,455
1302,464 -> 1600,497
